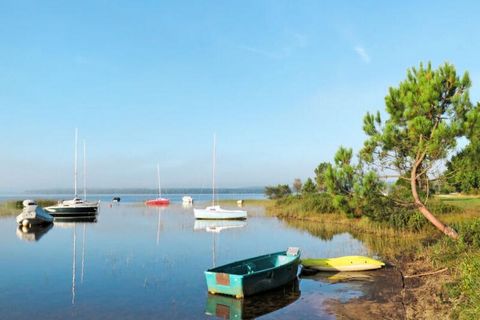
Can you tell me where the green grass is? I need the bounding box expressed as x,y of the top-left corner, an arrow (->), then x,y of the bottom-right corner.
217,199 -> 273,206
441,198 -> 480,210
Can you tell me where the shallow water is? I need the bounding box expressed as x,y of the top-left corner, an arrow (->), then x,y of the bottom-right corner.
0,200 -> 374,319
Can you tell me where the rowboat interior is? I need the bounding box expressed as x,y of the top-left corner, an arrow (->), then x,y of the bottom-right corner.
213,253 -> 297,275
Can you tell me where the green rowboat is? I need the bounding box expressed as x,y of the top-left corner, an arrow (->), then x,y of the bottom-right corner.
205,247 -> 301,298
301,256 -> 385,272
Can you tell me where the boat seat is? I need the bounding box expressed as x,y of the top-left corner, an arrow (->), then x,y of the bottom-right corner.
245,262 -> 256,274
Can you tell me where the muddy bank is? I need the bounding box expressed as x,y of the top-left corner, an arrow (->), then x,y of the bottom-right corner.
302,266 -> 405,319
312,259 -> 452,320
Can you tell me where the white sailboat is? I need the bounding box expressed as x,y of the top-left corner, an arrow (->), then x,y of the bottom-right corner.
194,135 -> 247,220
45,130 -> 99,216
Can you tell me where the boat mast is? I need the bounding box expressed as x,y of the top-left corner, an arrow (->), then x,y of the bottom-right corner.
212,134 -> 216,207
157,163 -> 161,198
83,140 -> 86,200
74,128 -> 78,198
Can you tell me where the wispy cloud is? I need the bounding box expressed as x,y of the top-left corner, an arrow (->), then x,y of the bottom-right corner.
237,32 -> 308,60
354,46 -> 370,63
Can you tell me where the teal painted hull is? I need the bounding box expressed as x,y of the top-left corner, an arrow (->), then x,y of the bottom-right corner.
205,250 -> 300,298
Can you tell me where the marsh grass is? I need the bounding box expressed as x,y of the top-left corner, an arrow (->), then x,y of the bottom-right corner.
0,199 -> 57,217
277,213 -> 428,261
217,199 -> 273,206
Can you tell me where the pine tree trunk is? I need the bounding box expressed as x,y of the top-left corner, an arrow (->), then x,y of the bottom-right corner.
411,162 -> 459,239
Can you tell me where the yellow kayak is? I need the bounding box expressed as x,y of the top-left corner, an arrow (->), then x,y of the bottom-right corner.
301,256 -> 385,272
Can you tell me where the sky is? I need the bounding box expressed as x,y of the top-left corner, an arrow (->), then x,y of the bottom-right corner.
1,0 -> 480,192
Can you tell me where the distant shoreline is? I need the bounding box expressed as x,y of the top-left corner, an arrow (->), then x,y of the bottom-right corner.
17,187 -> 265,195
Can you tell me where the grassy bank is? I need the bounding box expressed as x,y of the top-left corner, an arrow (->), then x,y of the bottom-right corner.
217,199 -> 273,206
0,199 -> 57,217
266,194 -> 480,319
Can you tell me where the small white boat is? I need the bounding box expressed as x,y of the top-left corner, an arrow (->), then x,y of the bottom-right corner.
194,206 -> 247,220
182,196 -> 193,204
194,134 -> 248,220
16,200 -> 54,227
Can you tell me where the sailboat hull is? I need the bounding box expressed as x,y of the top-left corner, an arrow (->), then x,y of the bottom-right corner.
45,203 -> 99,216
145,198 -> 170,206
194,206 -> 247,220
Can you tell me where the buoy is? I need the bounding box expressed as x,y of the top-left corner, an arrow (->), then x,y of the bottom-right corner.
22,220 -> 29,227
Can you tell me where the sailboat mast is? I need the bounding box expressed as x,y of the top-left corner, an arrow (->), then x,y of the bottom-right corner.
74,128 -> 78,198
157,163 -> 161,198
212,134 -> 216,207
83,140 -> 87,200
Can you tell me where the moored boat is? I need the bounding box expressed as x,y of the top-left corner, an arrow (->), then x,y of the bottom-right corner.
182,195 -> 193,204
205,247 -> 300,298
301,256 -> 385,272
16,200 -> 54,227
145,198 -> 170,206
45,130 -> 99,217
194,206 -> 247,220
145,164 -> 170,206
45,198 -> 99,217
194,134 -> 248,220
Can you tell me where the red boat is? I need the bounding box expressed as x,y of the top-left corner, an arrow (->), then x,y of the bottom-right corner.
145,198 -> 170,206
145,164 -> 170,206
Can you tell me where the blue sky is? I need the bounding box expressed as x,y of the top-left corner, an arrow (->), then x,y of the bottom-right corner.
1,0 -> 480,192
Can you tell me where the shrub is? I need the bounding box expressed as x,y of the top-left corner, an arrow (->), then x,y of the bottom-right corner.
455,219 -> 480,248
300,193 -> 336,213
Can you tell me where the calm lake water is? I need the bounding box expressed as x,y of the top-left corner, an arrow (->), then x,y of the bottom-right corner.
0,197 -> 376,319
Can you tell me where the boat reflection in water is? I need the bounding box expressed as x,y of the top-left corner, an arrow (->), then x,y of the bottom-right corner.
156,206 -> 165,246
301,270 -> 375,284
54,217 -> 97,305
205,279 -> 300,320
194,219 -> 247,267
16,223 -> 54,242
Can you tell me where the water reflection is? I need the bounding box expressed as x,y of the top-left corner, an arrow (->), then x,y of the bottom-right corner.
194,220 -> 247,267
156,207 -> 164,245
53,218 -> 97,305
16,223 -> 53,242
283,218 -> 421,260
205,280 -> 300,319
301,270 -> 375,284
0,204 -> 378,319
